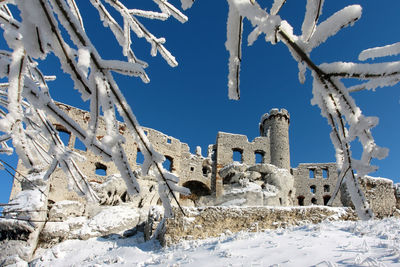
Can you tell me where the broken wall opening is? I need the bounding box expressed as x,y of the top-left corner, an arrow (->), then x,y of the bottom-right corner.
55,124 -> 71,147
95,162 -> 107,176
163,156 -> 174,172
181,181 -> 211,203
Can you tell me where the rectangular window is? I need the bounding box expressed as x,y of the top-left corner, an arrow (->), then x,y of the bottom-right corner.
255,151 -> 264,164
322,168 -> 328,179
310,185 -> 316,194
309,169 -> 315,179
232,149 -> 243,163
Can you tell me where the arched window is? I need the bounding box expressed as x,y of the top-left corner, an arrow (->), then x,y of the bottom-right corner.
95,162 -> 107,176
181,181 -> 211,203
232,148 -> 243,163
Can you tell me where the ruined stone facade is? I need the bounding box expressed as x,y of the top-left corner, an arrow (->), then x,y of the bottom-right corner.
341,176 -> 399,218
293,163 -> 341,207
4,104 -> 399,262
9,105 -> 398,213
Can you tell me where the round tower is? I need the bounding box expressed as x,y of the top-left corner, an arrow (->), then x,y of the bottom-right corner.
259,108 -> 290,170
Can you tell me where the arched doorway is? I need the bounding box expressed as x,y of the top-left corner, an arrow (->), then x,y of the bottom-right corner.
181,181 -> 211,205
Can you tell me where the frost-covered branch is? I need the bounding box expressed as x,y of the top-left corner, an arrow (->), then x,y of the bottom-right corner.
225,0 -> 393,220
0,0 -> 191,217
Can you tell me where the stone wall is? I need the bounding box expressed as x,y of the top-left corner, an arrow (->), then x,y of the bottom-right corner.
395,184 -> 400,210
341,176 -> 399,218
155,206 -> 357,246
214,132 -> 270,197
9,104 -> 399,218
10,103 -> 213,206
292,163 -> 342,207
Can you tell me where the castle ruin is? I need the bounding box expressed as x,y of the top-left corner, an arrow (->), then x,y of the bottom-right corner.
3,104 -> 399,264
10,105 -> 343,209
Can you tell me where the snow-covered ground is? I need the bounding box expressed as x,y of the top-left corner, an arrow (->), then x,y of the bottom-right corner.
32,218 -> 400,266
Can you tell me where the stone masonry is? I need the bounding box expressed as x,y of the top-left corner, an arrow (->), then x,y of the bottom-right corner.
156,206 -> 357,246
4,104 -> 399,259
260,108 -> 290,170
292,163 -> 342,207
9,104 -> 399,214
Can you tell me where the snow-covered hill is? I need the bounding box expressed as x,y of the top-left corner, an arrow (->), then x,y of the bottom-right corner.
32,218 -> 400,266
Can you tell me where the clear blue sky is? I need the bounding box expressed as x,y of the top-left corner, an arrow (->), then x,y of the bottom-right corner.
1,0 -> 400,204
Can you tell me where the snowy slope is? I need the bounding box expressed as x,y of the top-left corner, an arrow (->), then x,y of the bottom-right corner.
32,218 -> 400,266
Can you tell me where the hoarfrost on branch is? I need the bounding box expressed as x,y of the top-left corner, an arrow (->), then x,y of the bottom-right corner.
0,0 -> 191,218
0,0 -> 399,221
223,0 -> 400,220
